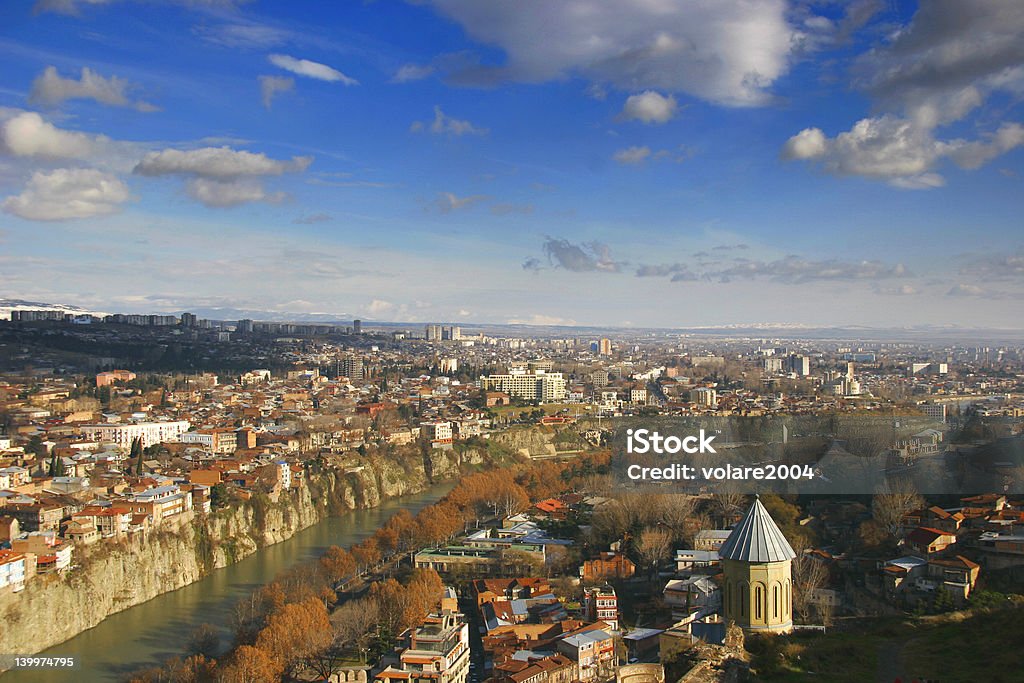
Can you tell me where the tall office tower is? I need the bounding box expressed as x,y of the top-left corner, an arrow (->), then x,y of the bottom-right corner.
353,319 -> 362,334
180,312 -> 197,327
236,319 -> 254,334
787,354 -> 810,376
426,324 -> 443,341
599,338 -> 612,356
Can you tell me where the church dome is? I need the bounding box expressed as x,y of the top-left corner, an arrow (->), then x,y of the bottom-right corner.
719,496 -> 797,563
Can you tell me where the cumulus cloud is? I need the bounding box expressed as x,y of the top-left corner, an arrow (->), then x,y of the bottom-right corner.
411,106 -> 487,136
783,1 -> 1024,188
613,146 -> 651,164
620,91 -> 678,124
433,192 -> 489,213
29,66 -> 157,111
134,147 -> 311,178
783,117 -> 1024,187
0,111 -> 108,161
425,0 -> 801,106
268,54 -> 358,84
134,146 -> 310,207
542,237 -> 620,273
259,75 -> 294,108
184,178 -> 285,207
393,64 -> 436,83
2,168 -> 129,221
946,283 -> 1012,299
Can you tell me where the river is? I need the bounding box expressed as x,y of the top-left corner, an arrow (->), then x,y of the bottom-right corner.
3,483 -> 453,682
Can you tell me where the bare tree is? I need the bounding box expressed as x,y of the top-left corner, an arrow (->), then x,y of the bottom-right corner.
792,553 -> 829,623
636,527 -> 673,574
872,483 -> 925,541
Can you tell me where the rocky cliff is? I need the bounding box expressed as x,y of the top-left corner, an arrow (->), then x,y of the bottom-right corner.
0,447 -> 464,659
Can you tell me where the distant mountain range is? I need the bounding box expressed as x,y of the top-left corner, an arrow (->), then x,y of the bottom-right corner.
0,299 -> 109,320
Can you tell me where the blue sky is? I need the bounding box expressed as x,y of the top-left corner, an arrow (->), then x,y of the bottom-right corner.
1,0 -> 1022,328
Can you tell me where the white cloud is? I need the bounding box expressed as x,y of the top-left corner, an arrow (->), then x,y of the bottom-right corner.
783,116 -> 1024,188
0,111 -> 108,161
620,91 -> 678,124
427,0 -> 800,106
29,66 -> 157,112
434,192 -> 489,213
784,1 -> 1024,188
3,168 -> 129,221
365,299 -> 394,315
184,178 -> 285,208
393,64 -> 436,83
133,146 -> 309,207
268,54 -> 358,85
613,146 -> 651,164
134,146 -> 312,178
411,106 -> 488,136
259,75 -> 294,108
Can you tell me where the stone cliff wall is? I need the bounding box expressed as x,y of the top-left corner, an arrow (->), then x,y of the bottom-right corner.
0,448 -> 459,658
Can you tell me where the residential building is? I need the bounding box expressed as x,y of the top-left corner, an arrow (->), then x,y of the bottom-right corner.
81,420 -> 191,449
376,610 -> 471,683
583,585 -> 619,631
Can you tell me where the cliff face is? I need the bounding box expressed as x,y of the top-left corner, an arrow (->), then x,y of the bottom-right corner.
0,447 -> 461,658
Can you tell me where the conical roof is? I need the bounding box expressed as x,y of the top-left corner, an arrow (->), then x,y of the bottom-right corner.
719,496 -> 796,563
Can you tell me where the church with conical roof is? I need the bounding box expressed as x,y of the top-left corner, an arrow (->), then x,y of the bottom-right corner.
720,496 -> 797,634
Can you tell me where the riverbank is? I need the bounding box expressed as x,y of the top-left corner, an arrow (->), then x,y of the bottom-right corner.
0,445 -> 480,665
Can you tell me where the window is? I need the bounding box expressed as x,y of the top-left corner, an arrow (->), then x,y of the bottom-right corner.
773,584 -> 779,619
755,585 -> 763,620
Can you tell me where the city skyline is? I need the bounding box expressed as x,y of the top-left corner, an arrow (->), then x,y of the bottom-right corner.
1,1 -> 1023,328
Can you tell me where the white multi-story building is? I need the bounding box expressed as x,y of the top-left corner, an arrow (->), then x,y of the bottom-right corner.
479,370 -> 566,402
0,550 -> 28,593
81,420 -> 191,449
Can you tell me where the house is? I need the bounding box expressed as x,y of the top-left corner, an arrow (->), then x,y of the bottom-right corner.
882,556 -> 929,597
580,551 -> 635,582
906,527 -> 957,555
533,498 -> 570,520
556,629 -> 615,682
493,653 -> 577,683
0,550 -> 29,593
583,585 -> 620,631
923,556 -> 981,602
663,576 -> 720,619
674,549 -> 720,572
11,531 -> 73,572
694,530 -> 733,551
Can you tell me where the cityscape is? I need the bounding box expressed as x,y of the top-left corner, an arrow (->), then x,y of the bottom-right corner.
2,1 -> 1024,682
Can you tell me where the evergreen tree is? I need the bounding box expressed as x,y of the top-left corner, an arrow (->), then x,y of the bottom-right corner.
130,437 -> 145,475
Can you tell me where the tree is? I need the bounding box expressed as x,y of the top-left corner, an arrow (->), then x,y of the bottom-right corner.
254,596 -> 332,678
792,553 -> 829,622
186,623 -> 221,659
872,484 -> 925,541
130,437 -> 145,475
219,645 -> 278,683
636,527 -> 673,574
210,483 -> 230,509
320,545 -> 356,585
48,452 -> 66,477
